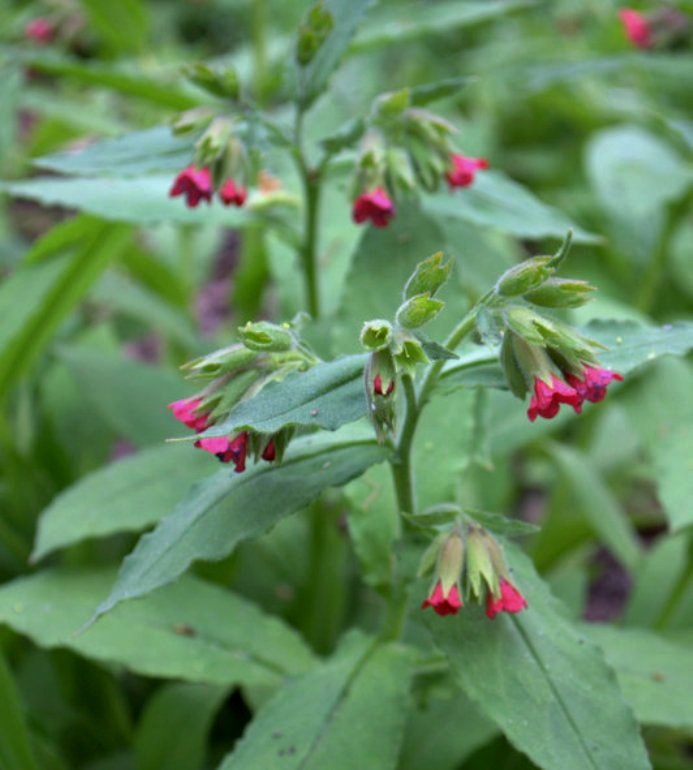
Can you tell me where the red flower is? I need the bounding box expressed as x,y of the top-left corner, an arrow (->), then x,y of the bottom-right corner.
566,365 -> 623,405
168,397 -> 210,433
25,18 -> 55,44
352,187 -> 395,228
421,580 -> 463,617
195,432 -> 248,472
486,578 -> 527,619
446,154 -> 489,189
527,374 -> 582,422
261,440 -> 276,462
219,179 -> 247,207
619,9 -> 652,49
170,166 -> 213,208
373,373 -> 395,397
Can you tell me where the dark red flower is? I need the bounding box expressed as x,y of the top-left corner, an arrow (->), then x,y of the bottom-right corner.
262,439 -> 276,462
195,432 -> 248,472
527,374 -> 582,422
352,187 -> 395,228
421,580 -> 463,617
170,166 -> 213,208
566,365 -> 623,405
373,374 -> 394,397
619,9 -> 652,48
485,578 -> 527,619
219,179 -> 247,207
25,18 -> 55,44
168,397 -> 210,433
446,154 -> 489,189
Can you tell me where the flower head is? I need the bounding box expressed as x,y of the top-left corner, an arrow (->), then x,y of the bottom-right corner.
170,166 -> 213,208
485,578 -> 527,619
566,365 -> 623,405
619,9 -> 652,49
527,374 -> 582,422
195,432 -> 248,472
168,397 -> 210,433
25,18 -> 55,44
261,439 -> 276,462
421,580 -> 463,617
219,179 -> 247,207
446,154 -> 489,189
352,187 -> 395,228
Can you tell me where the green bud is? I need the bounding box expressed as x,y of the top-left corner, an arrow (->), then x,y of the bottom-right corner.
503,306 -> 546,346
436,530 -> 465,597
373,88 -> 411,123
393,337 -> 429,375
195,118 -> 233,166
296,2 -> 334,65
510,334 -> 553,386
384,147 -> 416,192
365,349 -> 397,443
238,321 -> 294,352
465,526 -> 498,601
496,256 -> 553,297
524,277 -> 595,308
500,332 -> 528,399
360,319 -> 393,352
181,344 -> 257,379
171,108 -> 214,137
396,293 -> 445,329
404,251 -> 452,299
184,63 -> 240,100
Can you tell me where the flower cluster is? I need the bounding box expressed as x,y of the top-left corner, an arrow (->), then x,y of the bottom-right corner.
25,18 -> 56,44
618,7 -> 691,51
170,165 -> 246,209
421,527 -> 527,620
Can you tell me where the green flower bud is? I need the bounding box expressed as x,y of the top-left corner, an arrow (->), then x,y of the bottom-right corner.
396,293 -> 445,329
181,344 -> 257,380
171,108 -> 214,137
360,319 -> 393,351
373,88 -> 411,124
436,530 -> 465,597
365,349 -> 397,443
296,2 -> 334,65
184,63 -> 240,100
500,332 -> 528,399
524,278 -> 595,308
496,256 -> 553,297
239,321 -> 294,352
404,251 -> 452,300
195,118 -> 233,166
465,525 -> 499,602
503,306 -> 546,346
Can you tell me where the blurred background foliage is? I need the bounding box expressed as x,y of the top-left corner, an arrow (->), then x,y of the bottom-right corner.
0,0 -> 691,768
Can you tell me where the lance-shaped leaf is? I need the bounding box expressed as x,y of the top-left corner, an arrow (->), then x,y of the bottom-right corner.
218,632 -> 413,770
200,354 -> 368,438
426,546 -> 650,770
89,435 -> 387,623
0,569 -> 315,687
32,444 -> 213,562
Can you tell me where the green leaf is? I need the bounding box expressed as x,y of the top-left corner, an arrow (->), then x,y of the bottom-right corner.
90,435 -> 387,623
0,650 -> 40,770
424,171 -> 599,242
465,509 -> 539,537
58,347 -> 193,446
34,127 -> 195,177
0,222 -> 131,400
549,444 -> 642,572
351,0 -> 536,52
218,633 -> 413,770
584,319 -> 693,375
0,569 -> 315,687
201,355 -> 368,438
427,546 -> 651,770
294,0 -> 374,109
32,445 -> 213,562
0,176 -> 248,226
79,0 -> 149,54
588,625 -> 693,729
134,683 -> 228,770
409,76 -> 472,107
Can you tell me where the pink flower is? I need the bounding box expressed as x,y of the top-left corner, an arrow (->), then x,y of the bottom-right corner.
421,580 -> 463,617
527,374 -> 582,422
168,397 -> 210,433
619,9 -> 652,49
219,179 -> 247,207
566,365 -> 623,405
195,432 -> 248,472
25,18 -> 55,44
446,154 -> 489,189
486,578 -> 527,619
170,166 -> 213,208
352,187 -> 395,228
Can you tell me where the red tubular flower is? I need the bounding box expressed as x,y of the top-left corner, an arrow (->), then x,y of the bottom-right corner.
619,9 -> 652,48
421,580 -> 463,617
170,166 -> 213,208
261,440 -> 276,462
219,179 -> 247,207
527,374 -> 582,422
566,365 -> 623,405
352,187 -> 395,228
168,397 -> 210,433
446,155 -> 489,189
485,578 -> 527,619
195,432 -> 248,472
25,18 -> 55,44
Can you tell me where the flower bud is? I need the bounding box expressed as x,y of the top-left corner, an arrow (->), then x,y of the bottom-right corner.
372,88 -> 411,124
195,118 -> 233,167
365,349 -> 397,443
360,319 -> 393,352
500,332 -> 528,399
396,294 -> 445,330
523,278 -> 595,308
185,63 -> 240,100
421,530 -> 465,617
171,108 -> 214,137
393,334 -> 429,375
503,306 -> 548,346
181,344 -> 257,380
465,525 -> 499,602
238,321 -> 294,352
495,257 -> 552,297
384,147 -> 416,193
296,2 -> 334,65
403,251 -> 452,300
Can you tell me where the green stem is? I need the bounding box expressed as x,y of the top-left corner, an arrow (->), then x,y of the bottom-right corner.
251,0 -> 267,104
